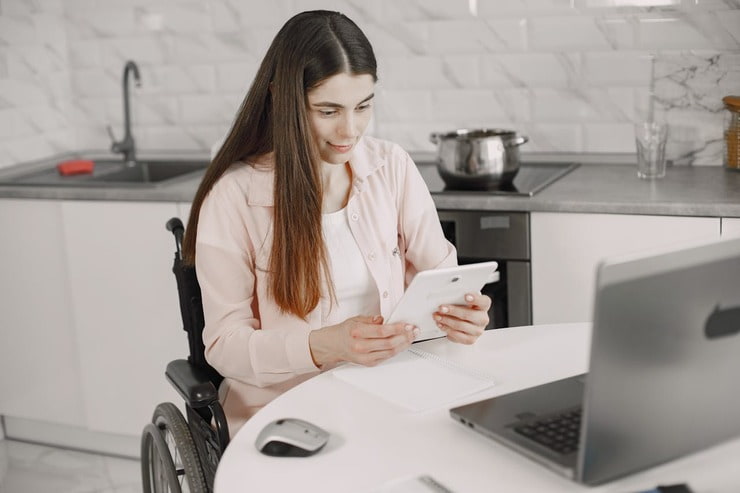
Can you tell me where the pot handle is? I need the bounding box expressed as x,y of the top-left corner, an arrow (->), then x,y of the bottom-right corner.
506,135 -> 529,147
429,132 -> 441,144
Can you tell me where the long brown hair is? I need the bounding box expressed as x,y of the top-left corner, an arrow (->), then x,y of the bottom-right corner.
183,11 -> 377,319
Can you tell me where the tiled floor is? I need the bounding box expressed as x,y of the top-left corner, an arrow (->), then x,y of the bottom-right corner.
0,439 -> 140,493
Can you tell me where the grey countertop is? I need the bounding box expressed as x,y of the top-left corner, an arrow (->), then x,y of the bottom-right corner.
1,151 -> 739,218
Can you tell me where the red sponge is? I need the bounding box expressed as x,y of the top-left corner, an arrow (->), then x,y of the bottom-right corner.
57,159 -> 95,176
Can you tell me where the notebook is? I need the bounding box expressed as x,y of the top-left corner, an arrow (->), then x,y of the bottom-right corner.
450,235 -> 740,485
333,346 -> 494,412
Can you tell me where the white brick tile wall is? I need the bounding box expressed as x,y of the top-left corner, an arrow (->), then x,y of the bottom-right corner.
0,0 -> 737,168
529,16 -> 620,50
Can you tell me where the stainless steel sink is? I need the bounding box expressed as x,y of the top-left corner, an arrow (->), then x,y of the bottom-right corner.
0,159 -> 209,187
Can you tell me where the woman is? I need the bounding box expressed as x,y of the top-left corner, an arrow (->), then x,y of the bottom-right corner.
183,10 -> 492,434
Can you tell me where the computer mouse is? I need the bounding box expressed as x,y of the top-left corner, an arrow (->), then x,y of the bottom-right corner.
255,418 -> 330,457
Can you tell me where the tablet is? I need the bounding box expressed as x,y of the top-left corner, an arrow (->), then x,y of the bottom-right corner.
387,261 -> 499,343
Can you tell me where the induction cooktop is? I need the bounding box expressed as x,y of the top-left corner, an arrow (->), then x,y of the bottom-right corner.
416,161 -> 579,197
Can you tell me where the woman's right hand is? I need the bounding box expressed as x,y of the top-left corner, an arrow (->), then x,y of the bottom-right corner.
309,315 -> 419,368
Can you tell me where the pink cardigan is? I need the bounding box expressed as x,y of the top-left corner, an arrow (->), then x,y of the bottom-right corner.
195,136 -> 456,434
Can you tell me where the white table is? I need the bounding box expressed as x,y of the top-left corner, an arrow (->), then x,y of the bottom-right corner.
214,323 -> 740,493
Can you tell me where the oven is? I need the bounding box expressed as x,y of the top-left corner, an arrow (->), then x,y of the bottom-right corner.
416,159 -> 578,330
437,210 -> 531,330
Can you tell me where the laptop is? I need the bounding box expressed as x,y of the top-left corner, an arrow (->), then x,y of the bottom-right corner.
450,235 -> 740,485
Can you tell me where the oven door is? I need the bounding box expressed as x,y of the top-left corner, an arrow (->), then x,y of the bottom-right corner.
438,210 -> 532,330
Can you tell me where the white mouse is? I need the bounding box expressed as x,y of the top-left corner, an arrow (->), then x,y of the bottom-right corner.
255,418 -> 330,457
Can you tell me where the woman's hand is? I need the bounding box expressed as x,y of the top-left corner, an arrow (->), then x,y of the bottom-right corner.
309,315 -> 419,368
434,293 -> 492,345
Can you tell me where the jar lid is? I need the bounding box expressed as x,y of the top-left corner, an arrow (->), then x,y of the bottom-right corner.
724,96 -> 740,112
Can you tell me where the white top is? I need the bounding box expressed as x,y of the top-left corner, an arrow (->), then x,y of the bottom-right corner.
214,323 -> 740,493
321,207 -> 380,326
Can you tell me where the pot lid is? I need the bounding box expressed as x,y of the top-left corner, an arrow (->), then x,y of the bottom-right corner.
433,128 -> 518,140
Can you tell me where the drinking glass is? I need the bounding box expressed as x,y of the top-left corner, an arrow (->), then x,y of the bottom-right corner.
634,122 -> 668,179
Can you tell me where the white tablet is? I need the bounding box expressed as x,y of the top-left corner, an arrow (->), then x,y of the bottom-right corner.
387,261 -> 499,343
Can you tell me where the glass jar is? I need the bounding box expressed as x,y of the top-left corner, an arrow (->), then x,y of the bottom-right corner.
724,96 -> 740,170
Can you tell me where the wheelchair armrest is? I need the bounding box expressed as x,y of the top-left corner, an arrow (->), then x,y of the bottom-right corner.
165,359 -> 219,409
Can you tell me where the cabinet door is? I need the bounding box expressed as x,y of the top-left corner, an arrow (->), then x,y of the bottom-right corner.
531,212 -> 720,325
721,217 -> 740,237
0,199 -> 85,426
62,201 -> 187,436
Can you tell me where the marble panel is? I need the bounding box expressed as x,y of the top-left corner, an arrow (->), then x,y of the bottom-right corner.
70,68 -> 119,97
376,121 -> 453,152
100,37 -> 168,66
480,52 -> 581,88
636,14 -> 718,49
477,0 -> 579,17
134,1 -> 211,34
0,79 -> 48,104
431,88 -> 507,121
68,40 -> 101,69
494,88 -> 533,122
135,124 -> 225,151
364,22 -> 429,57
6,46 -> 59,78
583,122 -> 635,152
20,105 -> 70,132
717,10 -> 740,44
215,61 -> 259,93
376,90 -> 432,121
208,30 -> 277,63
147,64 -> 216,94
32,13 -> 67,50
0,16 -> 37,45
485,18 -> 530,52
2,0 -> 63,16
582,51 -> 654,85
380,55 -> 480,90
380,0 -> 475,20
210,0 -> 295,31
532,87 -> 635,122
291,0 -> 384,26
427,19 -> 526,54
518,122 -> 583,151
133,97 -> 179,126
3,132 -> 70,161
179,94 -> 232,124
530,15 -> 633,50
63,7 -> 138,40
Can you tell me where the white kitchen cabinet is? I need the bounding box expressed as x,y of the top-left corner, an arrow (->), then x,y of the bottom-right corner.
721,217 -> 740,237
0,199 -> 86,427
531,212 -> 720,325
61,200 -> 188,436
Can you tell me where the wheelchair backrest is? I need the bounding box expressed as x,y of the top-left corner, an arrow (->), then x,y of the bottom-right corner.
167,218 -> 223,387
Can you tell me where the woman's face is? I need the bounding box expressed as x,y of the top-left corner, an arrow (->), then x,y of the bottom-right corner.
306,72 -> 375,165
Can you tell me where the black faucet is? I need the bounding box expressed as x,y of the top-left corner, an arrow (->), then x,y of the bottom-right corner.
108,60 -> 141,165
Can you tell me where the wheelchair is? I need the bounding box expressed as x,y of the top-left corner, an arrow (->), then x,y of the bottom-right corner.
140,217 -> 230,493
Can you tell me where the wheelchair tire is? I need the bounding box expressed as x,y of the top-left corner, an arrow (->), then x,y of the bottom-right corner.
142,402 -> 208,493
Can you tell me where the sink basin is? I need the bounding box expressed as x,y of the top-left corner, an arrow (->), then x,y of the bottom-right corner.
0,159 -> 210,187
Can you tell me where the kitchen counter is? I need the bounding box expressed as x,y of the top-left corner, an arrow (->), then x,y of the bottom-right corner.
1,151 -> 739,217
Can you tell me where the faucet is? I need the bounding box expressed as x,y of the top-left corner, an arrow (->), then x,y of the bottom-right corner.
108,60 -> 141,165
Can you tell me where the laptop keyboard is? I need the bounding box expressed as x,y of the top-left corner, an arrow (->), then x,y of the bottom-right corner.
513,407 -> 582,455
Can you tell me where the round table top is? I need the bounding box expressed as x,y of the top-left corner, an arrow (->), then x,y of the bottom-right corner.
214,323 -> 740,493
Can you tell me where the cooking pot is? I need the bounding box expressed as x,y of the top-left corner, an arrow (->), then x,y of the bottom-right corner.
430,129 -> 529,190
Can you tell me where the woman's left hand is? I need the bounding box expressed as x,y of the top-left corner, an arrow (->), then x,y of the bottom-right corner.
434,293 -> 492,345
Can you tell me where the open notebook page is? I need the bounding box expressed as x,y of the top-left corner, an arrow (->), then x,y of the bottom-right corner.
332,347 -> 495,412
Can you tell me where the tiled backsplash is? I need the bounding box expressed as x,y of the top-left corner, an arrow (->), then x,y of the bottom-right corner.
1,0 -> 738,169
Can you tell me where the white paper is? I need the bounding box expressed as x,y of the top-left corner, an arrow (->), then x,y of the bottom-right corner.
332,348 -> 494,412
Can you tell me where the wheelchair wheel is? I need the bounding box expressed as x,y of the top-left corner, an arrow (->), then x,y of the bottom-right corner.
142,402 -> 208,493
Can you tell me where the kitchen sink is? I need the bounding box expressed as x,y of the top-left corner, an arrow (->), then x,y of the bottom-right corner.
0,158 -> 210,187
